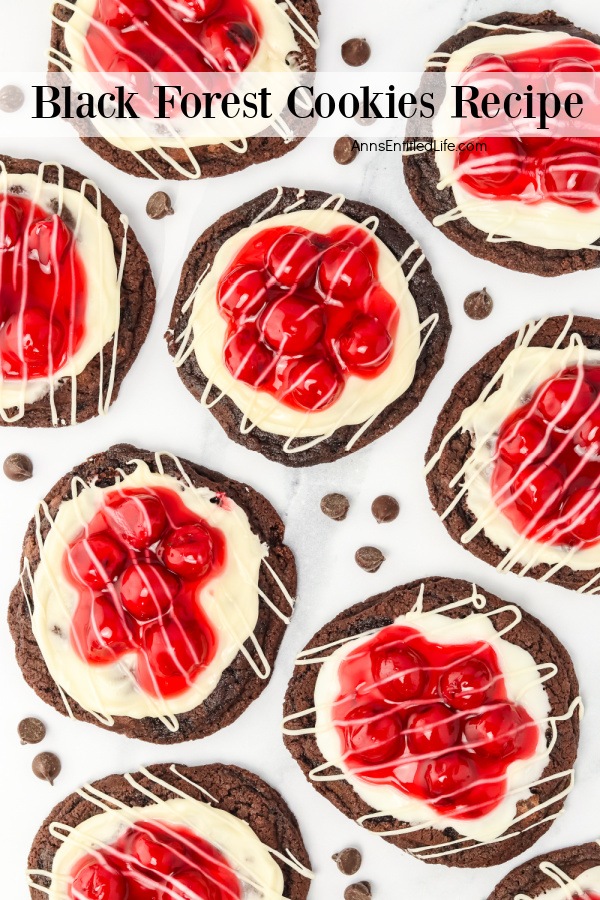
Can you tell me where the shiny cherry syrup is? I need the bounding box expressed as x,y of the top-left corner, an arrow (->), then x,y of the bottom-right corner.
64,486 -> 226,699
216,225 -> 400,412
332,624 -> 538,820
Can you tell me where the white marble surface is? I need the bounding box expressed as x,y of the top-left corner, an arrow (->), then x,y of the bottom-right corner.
2,1 -> 600,898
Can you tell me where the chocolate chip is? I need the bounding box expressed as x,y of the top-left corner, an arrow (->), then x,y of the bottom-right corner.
371,495 -> 399,523
32,752 -> 61,785
344,882 -> 372,900
333,847 -> 362,876
321,492 -> 350,521
3,453 -> 33,481
0,84 -> 25,113
18,718 -> 46,745
354,112 -> 376,127
146,191 -> 174,220
334,136 -> 359,166
355,546 -> 385,572
341,38 -> 371,67
464,288 -> 493,320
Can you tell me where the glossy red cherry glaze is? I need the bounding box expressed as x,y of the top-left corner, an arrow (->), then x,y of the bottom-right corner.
0,194 -> 87,381
216,225 -> 399,412
456,39 -> 600,209
64,486 -> 226,698
332,624 -> 538,819
491,364 -> 600,547
86,0 -> 262,75
69,819 -> 242,900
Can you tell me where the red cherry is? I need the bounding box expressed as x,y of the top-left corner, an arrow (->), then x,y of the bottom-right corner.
158,524 -> 214,579
549,57 -> 596,74
545,151 -> 600,206
417,750 -> 476,801
538,374 -> 596,428
217,266 -> 268,319
0,197 -> 22,250
466,53 -> 512,73
371,643 -> 425,702
406,703 -> 461,755
344,704 -> 405,765
1,308 -> 66,377
338,314 -> 392,371
130,830 -> 182,874
265,232 -> 320,288
464,702 -> 536,759
167,0 -> 221,20
439,659 -> 497,711
458,137 -> 526,193
224,325 -> 274,387
28,215 -> 71,269
561,488 -> 600,543
284,356 -> 343,411
68,533 -> 127,588
120,562 -> 178,621
319,243 -> 373,300
106,493 -> 167,550
78,595 -> 131,662
200,19 -> 258,72
166,871 -> 213,900
577,410 -> 600,451
498,417 -> 549,465
71,861 -> 126,900
261,296 -> 324,355
139,617 -> 212,696
98,0 -> 151,28
511,464 -> 563,517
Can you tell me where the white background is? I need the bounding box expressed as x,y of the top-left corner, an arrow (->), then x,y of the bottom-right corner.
2,1 -> 600,898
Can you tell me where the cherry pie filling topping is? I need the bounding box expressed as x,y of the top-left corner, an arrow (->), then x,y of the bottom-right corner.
64,486 -> 226,699
332,624 -> 538,819
86,0 -> 263,76
491,364 -> 600,548
0,194 -> 87,382
216,225 -> 400,412
69,819 -> 242,900
455,39 -> 600,209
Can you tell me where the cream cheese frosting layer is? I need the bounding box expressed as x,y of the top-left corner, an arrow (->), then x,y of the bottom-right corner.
433,30 -> 600,251
186,208 -> 422,439
47,796 -> 285,900
0,171 -> 121,411
313,609 -> 550,845
30,460 -> 267,720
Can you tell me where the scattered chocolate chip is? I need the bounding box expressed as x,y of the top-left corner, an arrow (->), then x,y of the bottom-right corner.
344,882 -> 372,900
18,717 -> 46,745
0,84 -> 25,113
464,288 -> 493,320
3,453 -> 33,481
334,136 -> 359,166
32,752 -> 61,785
341,38 -> 371,67
354,112 -> 377,127
320,492 -> 350,521
371,495 -> 399,524
146,191 -> 174,220
333,847 -> 362,876
355,546 -> 385,572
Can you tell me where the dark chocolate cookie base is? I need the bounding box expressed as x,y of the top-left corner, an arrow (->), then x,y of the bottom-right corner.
488,841 -> 600,899
403,11 -> 600,276
0,155 -> 155,427
166,187 -> 450,466
28,763 -> 310,900
283,576 -> 580,868
9,443 -> 297,743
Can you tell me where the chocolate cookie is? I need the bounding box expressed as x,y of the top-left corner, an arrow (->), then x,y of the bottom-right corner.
49,0 -> 320,180
166,187 -> 450,466
426,314 -> 600,592
283,576 -> 581,868
403,11 -> 600,276
9,443 -> 296,743
488,841 -> 600,900
28,762 -> 311,900
0,155 -> 154,427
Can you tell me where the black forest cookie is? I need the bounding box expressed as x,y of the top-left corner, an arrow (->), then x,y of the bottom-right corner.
49,0 -> 320,179
404,11 -> 600,276
488,841 -> 600,900
166,187 -> 450,466
426,314 -> 600,593
9,443 -> 296,743
283,576 -> 581,867
27,762 -> 312,900
0,156 -> 154,426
